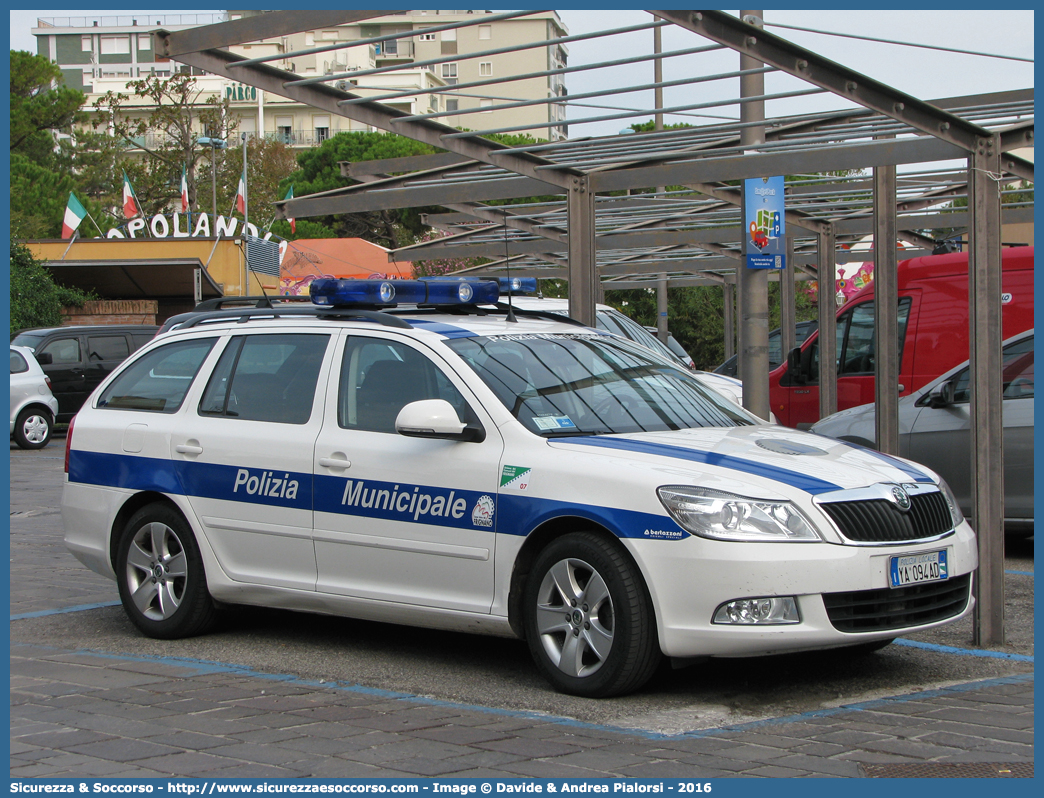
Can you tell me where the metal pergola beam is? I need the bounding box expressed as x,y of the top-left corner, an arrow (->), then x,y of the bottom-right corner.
653,10 -> 994,152
160,46 -> 580,190
279,136 -> 970,219
390,207 -> 1032,262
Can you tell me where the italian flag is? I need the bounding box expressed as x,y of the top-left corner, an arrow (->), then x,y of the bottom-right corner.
180,165 -> 189,213
122,171 -> 141,219
284,185 -> 295,233
62,193 -> 88,239
235,171 -> 247,215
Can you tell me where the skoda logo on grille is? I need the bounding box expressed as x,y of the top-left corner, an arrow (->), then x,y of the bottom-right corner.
890,486 -> 912,511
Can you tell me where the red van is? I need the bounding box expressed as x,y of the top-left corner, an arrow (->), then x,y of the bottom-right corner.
771,246 -> 1034,428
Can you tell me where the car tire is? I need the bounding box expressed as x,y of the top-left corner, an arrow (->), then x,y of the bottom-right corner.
13,407 -> 52,449
523,532 -> 661,698
116,503 -> 217,639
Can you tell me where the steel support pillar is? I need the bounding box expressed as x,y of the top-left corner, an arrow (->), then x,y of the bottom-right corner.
873,158 -> 900,454
969,135 -> 1005,646
780,234 -> 796,377
723,282 -> 735,361
737,10 -> 770,420
817,230 -> 838,422
567,177 -> 598,327
657,275 -> 668,343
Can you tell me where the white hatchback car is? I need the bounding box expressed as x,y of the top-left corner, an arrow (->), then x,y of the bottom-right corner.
63,279 -> 976,697
10,345 -> 59,449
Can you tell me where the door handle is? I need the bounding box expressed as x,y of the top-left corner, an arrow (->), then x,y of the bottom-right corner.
319,456 -> 351,469
175,443 -> 204,455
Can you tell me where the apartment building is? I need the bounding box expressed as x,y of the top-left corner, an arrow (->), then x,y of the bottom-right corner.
31,9 -> 570,145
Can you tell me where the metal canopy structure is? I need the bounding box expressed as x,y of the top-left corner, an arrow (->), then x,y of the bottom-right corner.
158,10 -> 1033,646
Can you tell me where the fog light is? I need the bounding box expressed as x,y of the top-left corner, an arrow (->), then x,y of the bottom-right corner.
713,596 -> 800,625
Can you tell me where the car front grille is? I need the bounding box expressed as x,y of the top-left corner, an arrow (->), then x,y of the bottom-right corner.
823,573 -> 971,632
819,491 -> 953,543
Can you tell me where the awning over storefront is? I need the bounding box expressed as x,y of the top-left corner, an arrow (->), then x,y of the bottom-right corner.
42,258 -> 224,301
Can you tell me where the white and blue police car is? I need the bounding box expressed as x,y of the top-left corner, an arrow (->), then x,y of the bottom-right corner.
62,278 -> 976,697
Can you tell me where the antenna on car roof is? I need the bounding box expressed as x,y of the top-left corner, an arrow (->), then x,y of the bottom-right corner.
503,219 -> 517,323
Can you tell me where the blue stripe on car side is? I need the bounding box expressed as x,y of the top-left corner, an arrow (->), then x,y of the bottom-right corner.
68,450 -> 186,495
559,437 -> 843,495
68,451 -> 685,541
495,493 -> 688,540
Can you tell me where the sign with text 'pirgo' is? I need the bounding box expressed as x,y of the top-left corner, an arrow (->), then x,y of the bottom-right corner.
743,175 -> 786,270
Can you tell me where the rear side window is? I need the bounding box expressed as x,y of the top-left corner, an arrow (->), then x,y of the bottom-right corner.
199,333 -> 329,424
87,335 -> 130,362
10,350 -> 29,374
97,339 -> 216,413
40,337 -> 81,365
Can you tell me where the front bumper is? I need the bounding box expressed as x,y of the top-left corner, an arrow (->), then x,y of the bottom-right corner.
628,521 -> 977,658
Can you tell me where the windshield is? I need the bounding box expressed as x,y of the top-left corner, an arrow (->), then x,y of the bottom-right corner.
448,333 -> 755,436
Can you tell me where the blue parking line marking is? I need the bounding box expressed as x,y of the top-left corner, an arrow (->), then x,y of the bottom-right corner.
894,638 -> 1034,662
1005,569 -> 1033,576
7,642 -> 1035,740
10,601 -> 121,621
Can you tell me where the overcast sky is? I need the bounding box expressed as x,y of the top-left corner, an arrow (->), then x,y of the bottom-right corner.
10,8 -> 1034,139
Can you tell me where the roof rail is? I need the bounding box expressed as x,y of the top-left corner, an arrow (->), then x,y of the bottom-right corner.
173,306 -> 413,330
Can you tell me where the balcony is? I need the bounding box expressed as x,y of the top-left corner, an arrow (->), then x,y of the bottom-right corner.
37,13 -> 226,28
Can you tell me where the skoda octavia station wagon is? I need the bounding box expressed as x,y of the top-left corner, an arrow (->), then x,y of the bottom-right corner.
62,278 -> 976,697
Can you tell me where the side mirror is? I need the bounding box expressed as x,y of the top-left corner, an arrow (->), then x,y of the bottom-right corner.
34,352 -> 53,365
928,381 -> 955,409
396,399 -> 485,443
787,346 -> 806,384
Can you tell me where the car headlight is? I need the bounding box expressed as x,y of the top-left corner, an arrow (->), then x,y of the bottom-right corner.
936,477 -> 966,529
657,486 -> 822,542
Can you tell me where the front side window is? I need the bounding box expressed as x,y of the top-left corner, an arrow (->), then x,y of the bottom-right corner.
339,338 -> 472,434
801,298 -> 911,383
449,334 -> 754,436
199,333 -> 329,424
40,337 -> 82,365
951,334 -> 1034,403
97,339 -> 216,413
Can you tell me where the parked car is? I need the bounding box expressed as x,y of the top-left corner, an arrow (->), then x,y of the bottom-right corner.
810,329 -> 1034,533
771,246 -> 1033,428
62,278 -> 975,698
644,327 -> 696,369
715,319 -> 818,378
10,325 -> 158,423
10,345 -> 59,449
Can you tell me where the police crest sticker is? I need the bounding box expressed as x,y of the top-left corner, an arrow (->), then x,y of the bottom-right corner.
472,495 -> 495,527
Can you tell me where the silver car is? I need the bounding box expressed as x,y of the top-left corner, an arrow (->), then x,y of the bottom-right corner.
10,345 -> 60,449
810,329 -> 1034,531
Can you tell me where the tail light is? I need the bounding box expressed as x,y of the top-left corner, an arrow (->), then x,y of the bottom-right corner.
64,415 -> 75,474
45,377 -> 53,390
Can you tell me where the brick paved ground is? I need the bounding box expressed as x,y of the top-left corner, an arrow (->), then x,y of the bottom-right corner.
10,641 -> 1033,778
9,445 -> 1035,779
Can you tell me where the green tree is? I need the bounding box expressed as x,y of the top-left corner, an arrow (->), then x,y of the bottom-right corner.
9,243 -> 94,333
288,131 -> 437,247
10,50 -> 85,166
93,73 -> 233,218
198,135 -> 298,226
